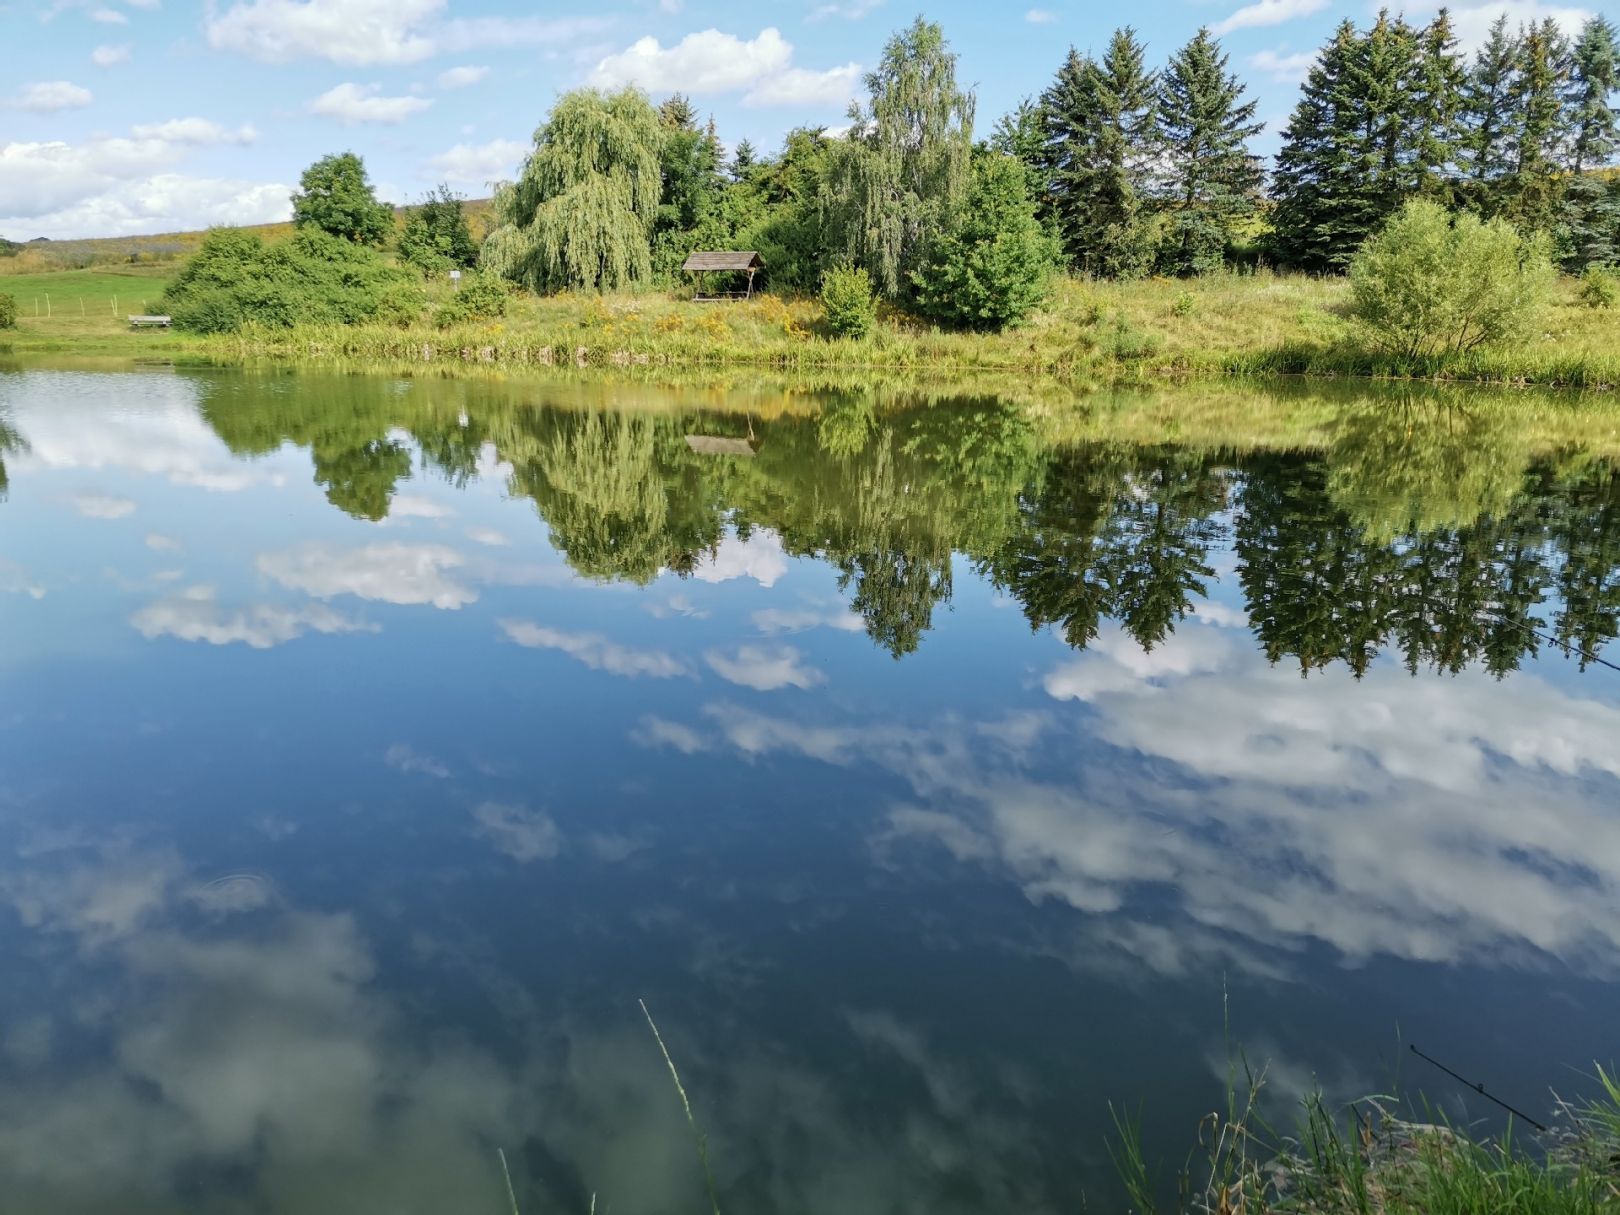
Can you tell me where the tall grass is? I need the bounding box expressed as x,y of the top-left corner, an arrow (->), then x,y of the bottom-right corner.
1112,1061 -> 1620,1214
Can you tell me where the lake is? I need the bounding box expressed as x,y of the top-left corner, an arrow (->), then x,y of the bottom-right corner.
1,364 -> 1618,1213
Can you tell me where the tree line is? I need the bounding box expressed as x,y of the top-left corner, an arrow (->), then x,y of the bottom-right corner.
476,10 -> 1617,316
191,380 -> 1620,675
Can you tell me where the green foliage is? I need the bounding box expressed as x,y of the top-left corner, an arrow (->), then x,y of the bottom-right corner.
820,264 -> 876,338
1171,291 -> 1196,317
824,17 -> 975,299
160,227 -> 423,335
1041,29 -> 1160,278
651,95 -> 728,283
1580,265 -> 1619,308
736,127 -> 834,293
0,292 -> 15,329
290,152 -> 394,246
1156,29 -> 1263,275
482,88 -> 663,293
432,272 -> 510,327
398,184 -> 479,276
1349,199 -> 1555,360
910,152 -> 1058,330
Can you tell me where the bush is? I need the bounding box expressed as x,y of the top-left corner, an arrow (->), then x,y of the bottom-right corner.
1171,291 -> 1197,317
1349,199 -> 1555,361
909,152 -> 1058,331
820,264 -> 876,339
432,272 -> 510,327
0,292 -> 15,330
160,227 -> 423,334
1579,266 -> 1618,309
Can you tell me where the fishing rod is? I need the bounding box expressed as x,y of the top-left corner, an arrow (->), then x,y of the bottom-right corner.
1417,594 -> 1620,676
1409,1044 -> 1547,1131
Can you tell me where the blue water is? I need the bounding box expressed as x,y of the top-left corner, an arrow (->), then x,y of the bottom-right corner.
1,365 -> 1617,1213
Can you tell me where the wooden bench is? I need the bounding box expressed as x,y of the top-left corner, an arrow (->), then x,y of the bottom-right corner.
128,315 -> 171,329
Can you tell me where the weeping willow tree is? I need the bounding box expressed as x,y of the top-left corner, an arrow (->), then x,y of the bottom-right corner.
482,88 -> 664,292
825,17 -> 975,299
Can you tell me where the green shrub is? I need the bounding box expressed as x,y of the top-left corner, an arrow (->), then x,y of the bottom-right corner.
909,152 -> 1058,331
290,152 -> 394,246
820,264 -> 876,339
1171,290 -> 1197,317
0,292 -> 16,329
160,227 -> 423,334
1579,266 -> 1618,309
432,272 -> 510,327
1349,199 -> 1555,361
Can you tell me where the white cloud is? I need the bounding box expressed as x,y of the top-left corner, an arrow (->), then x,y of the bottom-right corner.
691,527 -> 788,587
1430,1 -> 1594,50
13,82 -> 93,113
589,27 -> 858,108
5,374 -> 289,486
89,7 -> 128,22
705,645 -> 824,692
0,558 -> 46,600
658,0 -> 683,11
1249,48 -> 1317,82
90,44 -> 131,66
499,618 -> 689,679
423,138 -> 527,188
591,27 -> 790,92
383,743 -> 449,778
751,605 -> 863,635
471,802 -> 561,862
807,0 -> 882,19
0,138 -> 289,238
144,534 -> 180,551
464,526 -> 510,547
1212,0 -> 1327,35
131,587 -> 376,649
435,64 -> 487,88
207,0 -> 443,64
387,494 -> 452,519
744,64 -> 861,108
70,492 -> 135,519
311,82 -> 432,125
205,0 -> 610,66
128,118 -> 258,146
634,716 -> 710,754
258,543 -> 475,609
1024,8 -> 1056,22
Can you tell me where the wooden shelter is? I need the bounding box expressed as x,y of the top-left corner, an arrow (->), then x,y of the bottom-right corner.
681,251 -> 763,301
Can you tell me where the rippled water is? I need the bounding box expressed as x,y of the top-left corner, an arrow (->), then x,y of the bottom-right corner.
1,365 -> 1617,1213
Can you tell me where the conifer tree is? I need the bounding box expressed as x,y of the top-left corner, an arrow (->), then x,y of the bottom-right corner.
1504,18 -> 1573,231
1155,28 -> 1263,275
1462,16 -> 1521,215
1407,10 -> 1468,201
1076,28 -> 1160,277
1566,16 -> 1619,172
1561,17 -> 1620,268
1039,48 -> 1093,265
989,97 -> 1051,222
1270,21 -> 1364,271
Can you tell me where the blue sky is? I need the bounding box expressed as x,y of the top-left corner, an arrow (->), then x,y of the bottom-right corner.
1,0 -> 1599,239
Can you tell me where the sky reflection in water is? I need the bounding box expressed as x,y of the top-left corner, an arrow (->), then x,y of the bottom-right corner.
1,366 -> 1618,1213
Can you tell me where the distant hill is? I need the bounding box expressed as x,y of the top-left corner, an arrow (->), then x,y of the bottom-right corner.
0,198 -> 495,274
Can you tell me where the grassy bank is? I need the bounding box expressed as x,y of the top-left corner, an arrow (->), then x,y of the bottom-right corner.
1118,1060 -> 1620,1214
4,269 -> 1618,387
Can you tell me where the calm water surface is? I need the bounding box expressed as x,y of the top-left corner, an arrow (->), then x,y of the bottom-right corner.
1,366 -> 1617,1213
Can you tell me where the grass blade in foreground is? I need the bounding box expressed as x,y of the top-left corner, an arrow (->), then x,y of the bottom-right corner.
640,997 -> 722,1215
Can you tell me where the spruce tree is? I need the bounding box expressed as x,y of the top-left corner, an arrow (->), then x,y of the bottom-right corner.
1407,10 -> 1467,201
1039,48 -> 1094,267
1038,29 -> 1158,277
1461,16 -> 1520,215
1566,16 -> 1619,172
989,97 -> 1051,224
1505,18 -> 1573,231
1271,21 -> 1365,271
1561,17 -> 1620,268
1155,28 -> 1263,275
